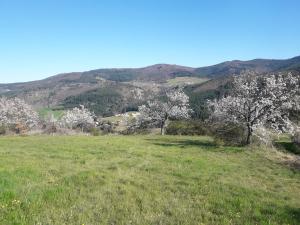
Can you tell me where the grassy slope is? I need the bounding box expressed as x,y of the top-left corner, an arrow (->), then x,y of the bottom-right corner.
166,77 -> 209,86
38,108 -> 65,119
0,135 -> 299,225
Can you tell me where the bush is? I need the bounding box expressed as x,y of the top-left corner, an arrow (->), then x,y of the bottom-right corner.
15,123 -> 28,134
97,120 -> 114,134
43,124 -> 58,134
90,127 -> 100,136
211,122 -> 247,146
166,120 -> 210,136
0,125 -> 6,135
123,127 -> 152,135
293,131 -> 300,146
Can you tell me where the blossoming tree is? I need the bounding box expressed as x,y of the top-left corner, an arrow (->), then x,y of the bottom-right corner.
60,105 -> 95,131
208,72 -> 300,145
137,88 -> 192,135
0,97 -> 39,131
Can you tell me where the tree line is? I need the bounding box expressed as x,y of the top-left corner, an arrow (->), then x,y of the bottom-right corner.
0,71 -> 299,146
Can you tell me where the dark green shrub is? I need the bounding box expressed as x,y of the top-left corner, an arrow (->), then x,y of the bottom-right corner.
166,120 -> 210,136
0,125 -> 6,135
211,122 -> 247,146
293,131 -> 300,147
90,127 -> 100,136
98,120 -> 114,134
123,128 -> 151,135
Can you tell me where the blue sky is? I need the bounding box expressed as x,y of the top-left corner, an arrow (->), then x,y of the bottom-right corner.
0,0 -> 299,83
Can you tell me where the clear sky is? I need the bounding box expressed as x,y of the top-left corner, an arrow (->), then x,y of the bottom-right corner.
0,0 -> 299,83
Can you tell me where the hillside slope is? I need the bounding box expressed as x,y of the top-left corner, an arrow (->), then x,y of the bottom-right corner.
0,55 -> 299,116
195,56 -> 300,78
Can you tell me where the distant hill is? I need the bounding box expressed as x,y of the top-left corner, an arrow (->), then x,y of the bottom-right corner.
195,56 -> 300,78
0,55 -> 299,116
1,55 -> 300,90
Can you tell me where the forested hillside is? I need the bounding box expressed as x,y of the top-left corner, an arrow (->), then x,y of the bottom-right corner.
1,56 -> 300,117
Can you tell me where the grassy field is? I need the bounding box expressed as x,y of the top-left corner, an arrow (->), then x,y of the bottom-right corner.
38,108 -> 65,119
166,77 -> 209,86
0,135 -> 299,225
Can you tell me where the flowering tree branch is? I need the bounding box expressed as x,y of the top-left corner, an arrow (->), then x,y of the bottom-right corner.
137,88 -> 192,135
208,72 -> 300,145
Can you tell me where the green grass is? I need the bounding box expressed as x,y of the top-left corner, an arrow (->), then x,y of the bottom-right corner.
276,141 -> 300,155
104,115 -> 123,123
167,77 -> 209,86
0,135 -> 299,225
275,135 -> 300,155
38,108 -> 65,119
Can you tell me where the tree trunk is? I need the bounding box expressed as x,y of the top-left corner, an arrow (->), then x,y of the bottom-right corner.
160,121 -> 165,135
246,124 -> 252,145
161,118 -> 169,135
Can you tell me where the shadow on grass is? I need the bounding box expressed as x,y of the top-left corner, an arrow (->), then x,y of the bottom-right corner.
274,141 -> 300,170
284,206 -> 300,224
146,137 -> 242,152
275,141 -> 300,155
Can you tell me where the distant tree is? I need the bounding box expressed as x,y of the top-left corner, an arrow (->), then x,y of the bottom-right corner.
208,72 -> 300,145
46,91 -> 55,108
60,106 -> 95,132
43,113 -> 58,134
137,89 -> 192,135
0,97 -> 39,131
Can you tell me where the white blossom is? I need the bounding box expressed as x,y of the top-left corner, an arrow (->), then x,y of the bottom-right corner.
0,97 -> 39,129
137,88 -> 192,135
59,106 -> 95,131
208,72 -> 300,144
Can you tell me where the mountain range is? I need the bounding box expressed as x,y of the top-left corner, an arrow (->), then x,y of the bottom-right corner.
1,55 -> 299,117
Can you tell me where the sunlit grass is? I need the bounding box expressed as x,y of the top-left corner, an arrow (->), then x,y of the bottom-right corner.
0,135 -> 299,224
166,77 -> 209,86
38,108 -> 65,119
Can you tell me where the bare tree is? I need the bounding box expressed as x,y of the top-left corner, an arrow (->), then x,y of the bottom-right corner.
208,72 -> 299,144
137,88 -> 192,135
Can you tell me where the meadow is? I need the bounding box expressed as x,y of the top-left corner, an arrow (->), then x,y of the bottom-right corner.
0,135 -> 299,225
